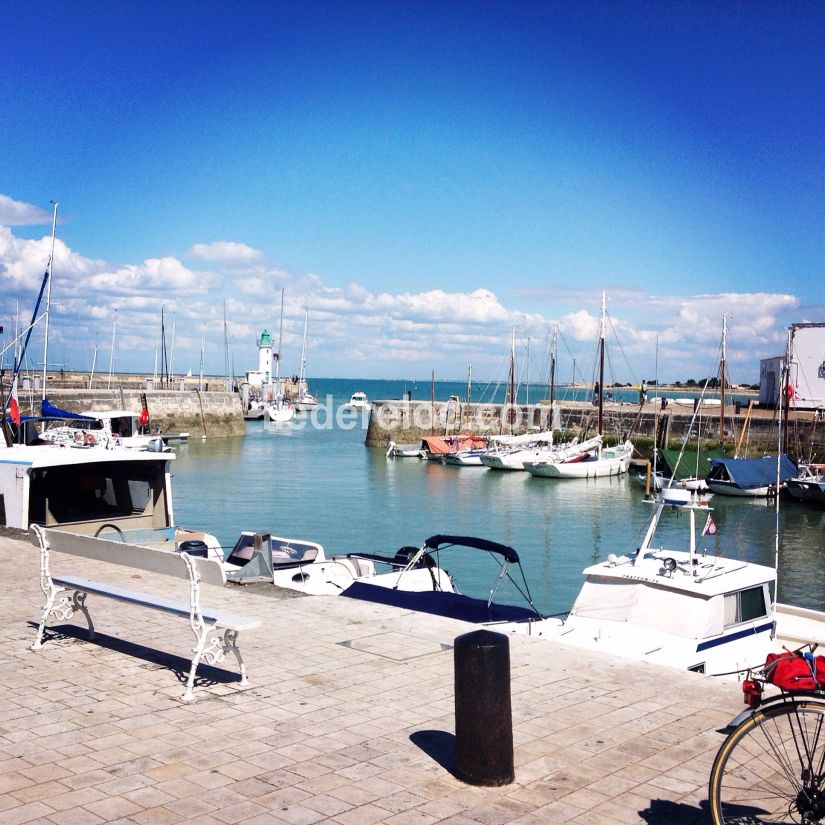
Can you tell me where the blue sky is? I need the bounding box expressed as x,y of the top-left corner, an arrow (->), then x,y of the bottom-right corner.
2,1 -> 823,386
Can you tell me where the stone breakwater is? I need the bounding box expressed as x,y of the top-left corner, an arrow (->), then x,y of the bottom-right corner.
15,388 -> 245,438
364,398 -> 825,461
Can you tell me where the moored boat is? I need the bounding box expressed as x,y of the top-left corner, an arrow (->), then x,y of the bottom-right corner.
224,533 -> 455,596
347,391 -> 371,410
786,463 -> 825,505
706,454 -> 797,497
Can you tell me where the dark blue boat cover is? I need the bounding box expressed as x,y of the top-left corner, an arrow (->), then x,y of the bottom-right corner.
709,454 -> 798,488
40,398 -> 97,422
341,581 -> 540,623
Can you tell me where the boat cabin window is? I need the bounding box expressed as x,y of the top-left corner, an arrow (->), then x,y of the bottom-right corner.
724,587 -> 768,628
110,417 -> 134,437
28,462 -> 164,526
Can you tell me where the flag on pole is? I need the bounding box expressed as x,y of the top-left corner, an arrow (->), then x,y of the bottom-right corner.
702,514 -> 718,536
9,375 -> 21,426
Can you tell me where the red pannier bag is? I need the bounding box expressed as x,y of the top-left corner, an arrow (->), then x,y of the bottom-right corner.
765,651 -> 825,691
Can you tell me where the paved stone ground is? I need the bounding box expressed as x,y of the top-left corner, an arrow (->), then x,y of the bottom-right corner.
0,534 -> 742,824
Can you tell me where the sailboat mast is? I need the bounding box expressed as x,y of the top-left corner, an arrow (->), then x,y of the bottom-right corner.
466,364 -> 472,403
509,327 -> 515,406
598,291 -> 605,436
169,311 -> 176,383
549,325 -> 557,410
275,288 -> 284,399
88,343 -> 97,389
719,313 -> 729,442
107,309 -> 117,389
782,326 -> 792,455
41,201 -> 59,399
298,308 -> 308,389
199,327 -> 205,392
525,337 -> 530,405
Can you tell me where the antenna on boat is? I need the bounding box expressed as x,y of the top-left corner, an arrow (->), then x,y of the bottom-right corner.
773,328 -> 792,608
41,201 -> 58,400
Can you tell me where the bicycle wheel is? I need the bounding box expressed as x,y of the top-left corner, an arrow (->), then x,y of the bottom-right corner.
710,700 -> 825,824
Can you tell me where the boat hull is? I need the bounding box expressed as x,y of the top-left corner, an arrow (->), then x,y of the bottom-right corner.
786,478 -> 825,504
525,442 -> 633,479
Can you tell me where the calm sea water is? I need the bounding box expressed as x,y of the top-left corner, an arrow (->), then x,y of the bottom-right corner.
172,378 -> 825,615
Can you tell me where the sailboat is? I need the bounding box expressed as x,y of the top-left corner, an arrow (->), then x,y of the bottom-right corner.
705,318 -> 797,496
266,288 -> 295,424
294,308 -> 318,412
523,292 -> 633,479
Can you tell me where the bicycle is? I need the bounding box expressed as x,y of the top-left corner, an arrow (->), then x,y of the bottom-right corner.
709,644 -> 825,824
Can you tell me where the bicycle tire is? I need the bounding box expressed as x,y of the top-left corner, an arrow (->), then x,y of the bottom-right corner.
709,699 -> 825,824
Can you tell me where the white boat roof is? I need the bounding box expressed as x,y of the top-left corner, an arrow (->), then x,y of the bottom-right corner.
0,444 -> 174,469
85,410 -> 140,419
582,548 -> 775,599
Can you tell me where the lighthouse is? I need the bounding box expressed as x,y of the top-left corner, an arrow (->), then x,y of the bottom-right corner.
244,330 -> 274,388
257,330 -> 273,384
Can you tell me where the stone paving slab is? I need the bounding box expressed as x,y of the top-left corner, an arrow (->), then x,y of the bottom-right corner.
0,533 -> 743,823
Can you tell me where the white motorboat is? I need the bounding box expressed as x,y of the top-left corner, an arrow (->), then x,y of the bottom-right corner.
37,400 -> 161,451
224,533 -> 455,596
515,490 -> 785,676
0,440 -> 224,560
347,391 -> 371,411
386,440 -> 424,458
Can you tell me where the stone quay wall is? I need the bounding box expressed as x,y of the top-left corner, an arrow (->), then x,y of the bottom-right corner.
14,387 -> 246,438
364,398 -> 825,461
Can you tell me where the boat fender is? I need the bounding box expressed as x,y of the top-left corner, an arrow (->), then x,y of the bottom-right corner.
139,408 -> 150,426
84,432 -> 96,446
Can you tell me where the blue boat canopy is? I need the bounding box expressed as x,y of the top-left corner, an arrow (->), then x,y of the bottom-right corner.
423,534 -> 521,564
40,398 -> 97,422
708,455 -> 798,487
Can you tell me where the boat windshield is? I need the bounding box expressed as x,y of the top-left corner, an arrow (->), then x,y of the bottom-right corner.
571,578 -> 723,638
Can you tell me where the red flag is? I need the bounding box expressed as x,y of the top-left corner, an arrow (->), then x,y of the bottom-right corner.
702,514 -> 718,536
9,375 -> 20,426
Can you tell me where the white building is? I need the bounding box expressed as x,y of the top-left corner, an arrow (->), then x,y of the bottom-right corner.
759,322 -> 825,409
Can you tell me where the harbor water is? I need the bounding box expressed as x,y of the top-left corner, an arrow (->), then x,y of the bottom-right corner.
172,378 -> 825,615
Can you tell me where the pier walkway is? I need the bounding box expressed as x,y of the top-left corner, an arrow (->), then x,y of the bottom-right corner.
0,532 -> 739,824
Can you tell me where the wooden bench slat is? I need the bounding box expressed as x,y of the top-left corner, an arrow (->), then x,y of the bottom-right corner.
53,576 -> 262,630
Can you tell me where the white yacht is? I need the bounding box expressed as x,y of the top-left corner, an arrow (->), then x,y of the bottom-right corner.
347,391 -> 371,411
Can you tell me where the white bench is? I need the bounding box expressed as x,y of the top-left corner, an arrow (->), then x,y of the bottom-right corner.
30,524 -> 261,702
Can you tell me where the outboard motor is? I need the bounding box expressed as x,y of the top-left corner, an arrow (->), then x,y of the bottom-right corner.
147,436 -> 166,452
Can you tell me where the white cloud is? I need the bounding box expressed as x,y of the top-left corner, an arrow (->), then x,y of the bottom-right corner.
82,257 -> 218,295
0,212 -> 810,382
0,195 -> 54,226
188,241 -> 265,264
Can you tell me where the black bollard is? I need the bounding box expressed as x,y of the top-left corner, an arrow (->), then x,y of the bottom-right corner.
453,629 -> 514,786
